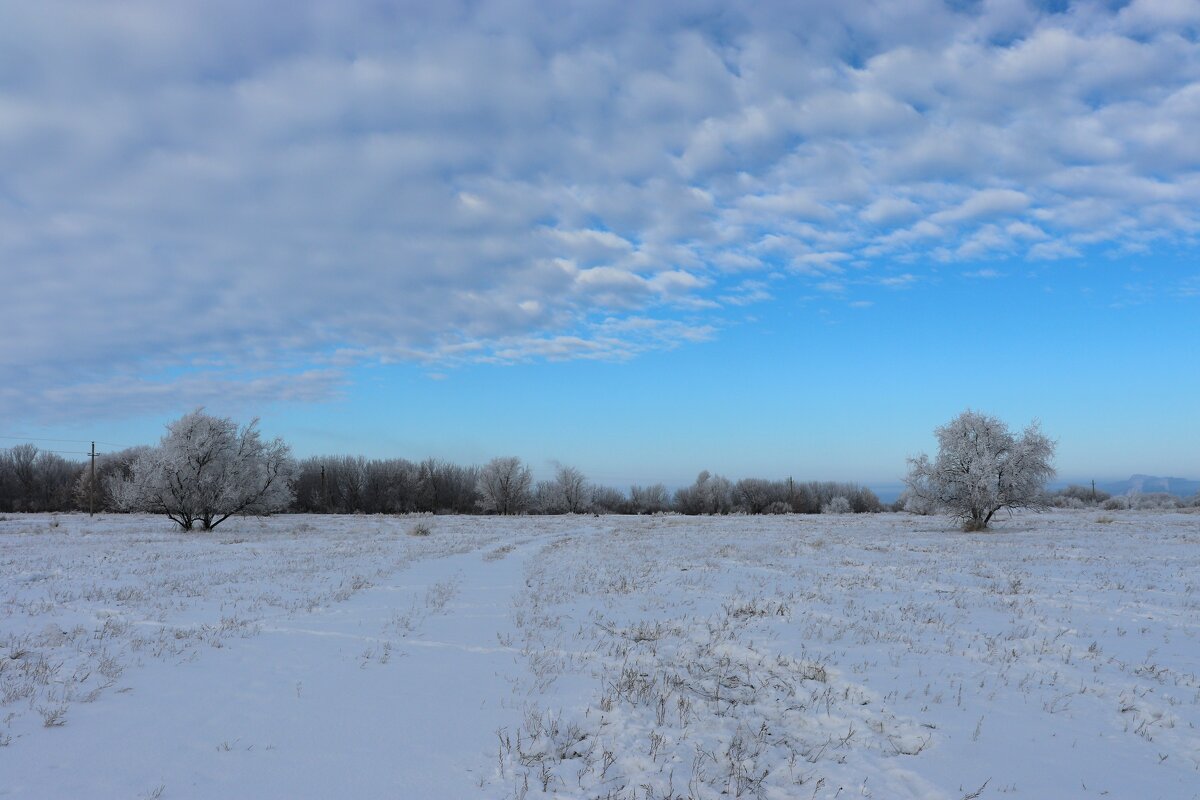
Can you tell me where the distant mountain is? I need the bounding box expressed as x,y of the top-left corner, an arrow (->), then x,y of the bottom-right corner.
1097,475 -> 1200,498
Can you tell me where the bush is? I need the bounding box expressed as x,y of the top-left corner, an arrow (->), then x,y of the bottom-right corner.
1130,493 -> 1182,510
1047,495 -> 1085,509
821,496 -> 852,514
1056,484 -> 1111,505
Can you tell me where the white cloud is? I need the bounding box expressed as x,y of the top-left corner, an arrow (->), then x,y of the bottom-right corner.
2,0 -> 1199,420
931,189 -> 1031,225
1117,0 -> 1200,33
860,197 -> 922,226
1029,241 -> 1083,260
1006,221 -> 1048,241
720,280 -> 772,307
955,224 -> 1015,259
878,273 -> 918,288
546,228 -> 635,264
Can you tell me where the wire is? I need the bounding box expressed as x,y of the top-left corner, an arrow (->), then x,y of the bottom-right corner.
0,435 -> 134,449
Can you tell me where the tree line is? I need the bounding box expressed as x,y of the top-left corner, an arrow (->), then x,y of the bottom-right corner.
0,412 -> 884,520
0,443 -> 83,512
288,457 -> 884,516
14,408 -> 1189,530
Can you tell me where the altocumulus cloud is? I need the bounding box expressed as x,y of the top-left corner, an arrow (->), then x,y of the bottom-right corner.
2,0 -> 1198,419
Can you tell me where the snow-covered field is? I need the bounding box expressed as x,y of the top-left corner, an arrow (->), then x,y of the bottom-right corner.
2,511 -> 1199,799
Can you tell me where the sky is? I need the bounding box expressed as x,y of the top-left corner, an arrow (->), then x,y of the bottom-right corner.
2,0 -> 1198,490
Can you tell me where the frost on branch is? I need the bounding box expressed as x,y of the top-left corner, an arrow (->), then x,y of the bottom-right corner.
476,456 -> 533,515
108,409 -> 295,531
904,409 -> 1055,531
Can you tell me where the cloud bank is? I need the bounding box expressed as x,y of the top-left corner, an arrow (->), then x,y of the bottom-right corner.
2,0 -> 1198,419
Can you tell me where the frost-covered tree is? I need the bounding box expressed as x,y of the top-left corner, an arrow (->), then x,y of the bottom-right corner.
735,478 -> 781,514
629,483 -> 670,514
74,446 -> 148,512
589,485 -> 626,514
904,410 -> 1055,531
477,456 -> 532,515
532,479 -> 563,514
532,465 -> 593,514
673,470 -> 734,515
108,410 -> 294,531
552,463 -> 590,513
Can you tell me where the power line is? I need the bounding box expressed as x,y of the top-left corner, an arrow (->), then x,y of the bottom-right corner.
0,435 -> 133,449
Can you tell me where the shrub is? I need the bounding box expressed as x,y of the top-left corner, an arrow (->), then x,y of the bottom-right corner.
821,496 -> 852,514
1056,484 -> 1111,505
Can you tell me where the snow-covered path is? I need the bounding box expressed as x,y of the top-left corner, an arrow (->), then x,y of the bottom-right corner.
1,516 -> 550,799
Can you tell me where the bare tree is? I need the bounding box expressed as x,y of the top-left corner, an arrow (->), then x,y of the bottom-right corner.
533,479 -> 563,514
416,457 -> 447,512
734,478 -> 779,514
629,483 -> 670,514
334,455 -> 369,513
533,467 -> 594,514
109,409 -> 294,531
0,451 -> 11,512
477,456 -> 532,515
904,409 -> 1055,531
590,485 -> 626,513
8,443 -> 38,510
0,444 -> 85,512
442,463 -> 481,513
674,471 -> 734,515
415,458 -> 478,513
553,463 -> 590,513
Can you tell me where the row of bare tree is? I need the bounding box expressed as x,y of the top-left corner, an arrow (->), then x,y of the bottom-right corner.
0,441 -> 881,517
283,455 -> 884,516
0,444 -> 104,513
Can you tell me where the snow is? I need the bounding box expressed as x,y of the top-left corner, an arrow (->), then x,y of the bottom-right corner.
2,510 -> 1199,799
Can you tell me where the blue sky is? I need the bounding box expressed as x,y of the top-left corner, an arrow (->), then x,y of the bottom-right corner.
2,0 -> 1198,490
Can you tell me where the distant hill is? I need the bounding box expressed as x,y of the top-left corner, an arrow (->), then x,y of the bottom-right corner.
1097,475 -> 1200,498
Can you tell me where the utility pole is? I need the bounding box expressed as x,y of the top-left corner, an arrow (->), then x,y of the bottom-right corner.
89,442 -> 97,516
